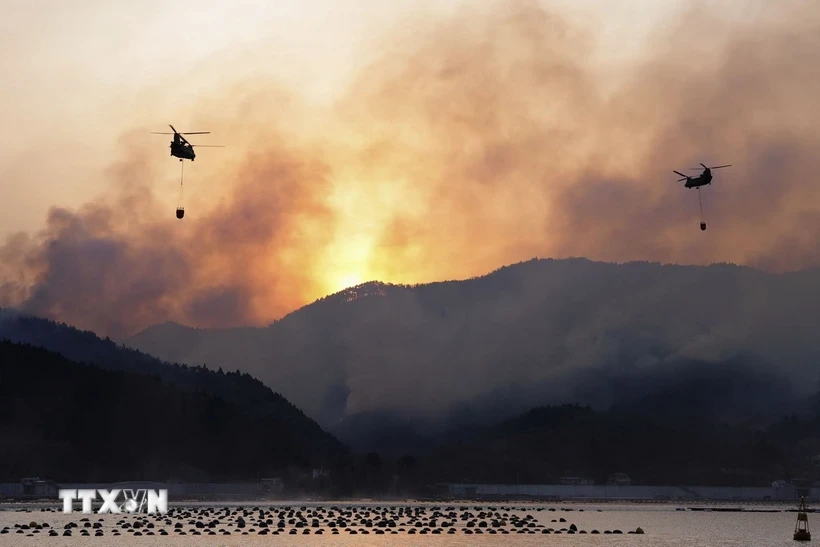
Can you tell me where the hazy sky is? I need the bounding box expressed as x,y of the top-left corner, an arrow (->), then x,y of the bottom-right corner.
2,0 -> 818,336
1,0 -> 674,237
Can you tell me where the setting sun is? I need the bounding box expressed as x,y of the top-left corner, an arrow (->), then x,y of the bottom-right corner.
319,229 -> 375,295
334,273 -> 365,293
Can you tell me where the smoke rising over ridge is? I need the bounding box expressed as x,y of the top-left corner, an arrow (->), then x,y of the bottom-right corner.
120,258 -> 820,451
2,0 -> 820,337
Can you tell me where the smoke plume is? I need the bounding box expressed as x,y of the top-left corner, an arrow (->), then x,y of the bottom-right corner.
2,0 -> 820,337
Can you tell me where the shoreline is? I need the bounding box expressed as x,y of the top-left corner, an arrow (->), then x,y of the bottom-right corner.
1,497 -> 813,509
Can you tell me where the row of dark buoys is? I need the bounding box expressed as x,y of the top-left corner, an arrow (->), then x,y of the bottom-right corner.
5,504 -> 645,538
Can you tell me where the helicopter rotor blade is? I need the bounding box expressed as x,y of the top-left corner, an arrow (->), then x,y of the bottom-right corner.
709,164 -> 732,169
673,170 -> 688,178
700,162 -> 708,169
153,126 -> 211,136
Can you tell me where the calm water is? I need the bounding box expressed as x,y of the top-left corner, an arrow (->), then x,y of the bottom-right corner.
0,501 -> 810,546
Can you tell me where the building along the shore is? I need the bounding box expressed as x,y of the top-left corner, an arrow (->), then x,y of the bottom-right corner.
436,482 -> 820,501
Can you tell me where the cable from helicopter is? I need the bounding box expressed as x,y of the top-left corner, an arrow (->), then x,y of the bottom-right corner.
151,124 -> 224,219
176,160 -> 185,219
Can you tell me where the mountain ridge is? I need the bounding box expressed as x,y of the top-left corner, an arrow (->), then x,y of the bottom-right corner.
129,257 -> 772,337
416,401 -> 820,487
0,340 -> 338,482
121,257 -> 820,454
0,310 -> 348,467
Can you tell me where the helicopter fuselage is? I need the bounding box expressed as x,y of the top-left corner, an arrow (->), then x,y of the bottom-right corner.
685,170 -> 712,188
170,141 -> 195,161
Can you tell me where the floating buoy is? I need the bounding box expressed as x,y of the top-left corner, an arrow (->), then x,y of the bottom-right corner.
795,496 -> 811,541
700,221 -> 706,231
176,207 -> 185,219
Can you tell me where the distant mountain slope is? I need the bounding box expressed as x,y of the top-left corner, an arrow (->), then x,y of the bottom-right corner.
123,258 -> 820,451
0,341 -> 336,482
322,354 -> 799,458
0,309 -> 347,466
417,403 -> 815,487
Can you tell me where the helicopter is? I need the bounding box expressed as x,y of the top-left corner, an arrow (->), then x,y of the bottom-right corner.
672,162 -> 731,232
150,125 -> 224,220
150,124 -> 223,161
673,163 -> 732,188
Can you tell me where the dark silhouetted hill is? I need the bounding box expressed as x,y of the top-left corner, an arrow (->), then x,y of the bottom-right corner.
0,310 -> 347,468
0,341 -> 344,482
417,403 -> 819,487
123,259 -> 820,454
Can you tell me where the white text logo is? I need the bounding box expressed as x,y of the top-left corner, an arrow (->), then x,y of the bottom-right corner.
58,489 -> 168,514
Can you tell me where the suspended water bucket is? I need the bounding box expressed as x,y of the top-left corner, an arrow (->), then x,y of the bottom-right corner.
176,207 -> 185,219
700,221 -> 706,231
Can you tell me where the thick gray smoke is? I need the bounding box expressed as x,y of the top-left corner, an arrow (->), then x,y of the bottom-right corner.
3,2 -> 820,454
2,1 -> 820,338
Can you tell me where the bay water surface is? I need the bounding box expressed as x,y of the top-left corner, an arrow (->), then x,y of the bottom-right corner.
0,501 -> 808,546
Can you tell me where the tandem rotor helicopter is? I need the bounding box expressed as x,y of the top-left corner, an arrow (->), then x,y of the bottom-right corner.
672,163 -> 732,231
151,124 -> 223,162
151,125 -> 224,219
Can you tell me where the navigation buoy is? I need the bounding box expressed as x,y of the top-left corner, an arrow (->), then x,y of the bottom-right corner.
700,221 -> 706,231
795,496 -> 811,541
176,207 -> 184,219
